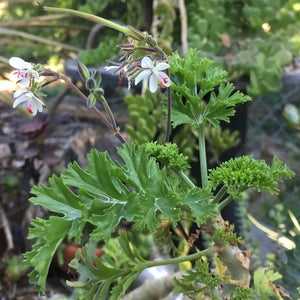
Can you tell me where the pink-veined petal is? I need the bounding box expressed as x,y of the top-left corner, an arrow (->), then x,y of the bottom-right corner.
157,71 -> 171,87
134,69 -> 151,85
26,99 -> 35,115
149,74 -> 158,93
155,62 -> 170,71
141,56 -> 153,69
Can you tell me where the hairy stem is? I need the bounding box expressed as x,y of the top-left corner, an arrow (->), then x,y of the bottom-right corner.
164,69 -> 172,143
43,6 -> 135,38
56,72 -> 126,144
100,96 -> 121,137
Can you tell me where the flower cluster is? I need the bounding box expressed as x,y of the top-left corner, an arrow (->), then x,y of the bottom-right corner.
9,57 -> 45,116
105,31 -> 171,93
105,56 -> 170,93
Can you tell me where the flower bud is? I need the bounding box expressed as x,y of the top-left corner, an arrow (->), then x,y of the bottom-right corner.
78,61 -> 90,81
85,78 -> 97,91
94,87 -> 104,97
87,93 -> 97,108
92,70 -> 102,86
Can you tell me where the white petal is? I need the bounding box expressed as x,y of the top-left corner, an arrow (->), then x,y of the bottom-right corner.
149,74 -> 158,93
19,77 -> 30,88
104,66 -> 118,71
9,57 -> 25,69
155,62 -> 170,71
141,56 -> 153,68
9,57 -> 31,70
36,101 -> 44,112
9,72 -> 21,83
13,94 -> 27,108
14,88 -> 27,98
30,70 -> 40,80
134,69 -> 151,85
33,94 -> 45,107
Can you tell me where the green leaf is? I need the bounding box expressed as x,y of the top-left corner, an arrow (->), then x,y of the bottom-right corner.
118,230 -> 145,263
30,176 -> 84,220
169,49 -> 228,102
173,260 -> 222,297
183,188 -> 217,225
117,143 -> 182,229
23,217 -> 72,294
110,272 -> 140,300
204,84 -> 251,127
69,243 -> 126,300
70,243 -> 124,281
168,50 -> 251,128
63,151 -> 130,201
168,96 -> 199,128
253,267 -> 283,299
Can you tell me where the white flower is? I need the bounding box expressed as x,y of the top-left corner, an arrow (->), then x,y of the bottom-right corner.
13,88 -> 45,115
9,57 -> 39,88
134,56 -> 170,93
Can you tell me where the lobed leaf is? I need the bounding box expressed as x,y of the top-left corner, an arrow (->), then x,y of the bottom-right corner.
168,50 -> 251,129
23,217 -> 72,294
183,188 -> 217,225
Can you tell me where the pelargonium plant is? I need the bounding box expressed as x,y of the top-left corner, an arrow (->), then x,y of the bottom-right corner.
8,6 -> 296,300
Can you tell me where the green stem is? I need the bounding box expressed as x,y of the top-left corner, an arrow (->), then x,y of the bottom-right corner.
176,169 -> 196,189
142,246 -> 214,269
43,6 -> 133,37
198,124 -> 208,188
217,195 -> 233,211
211,185 -> 228,204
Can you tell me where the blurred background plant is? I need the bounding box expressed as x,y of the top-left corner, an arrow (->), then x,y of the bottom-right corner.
186,0 -> 300,96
